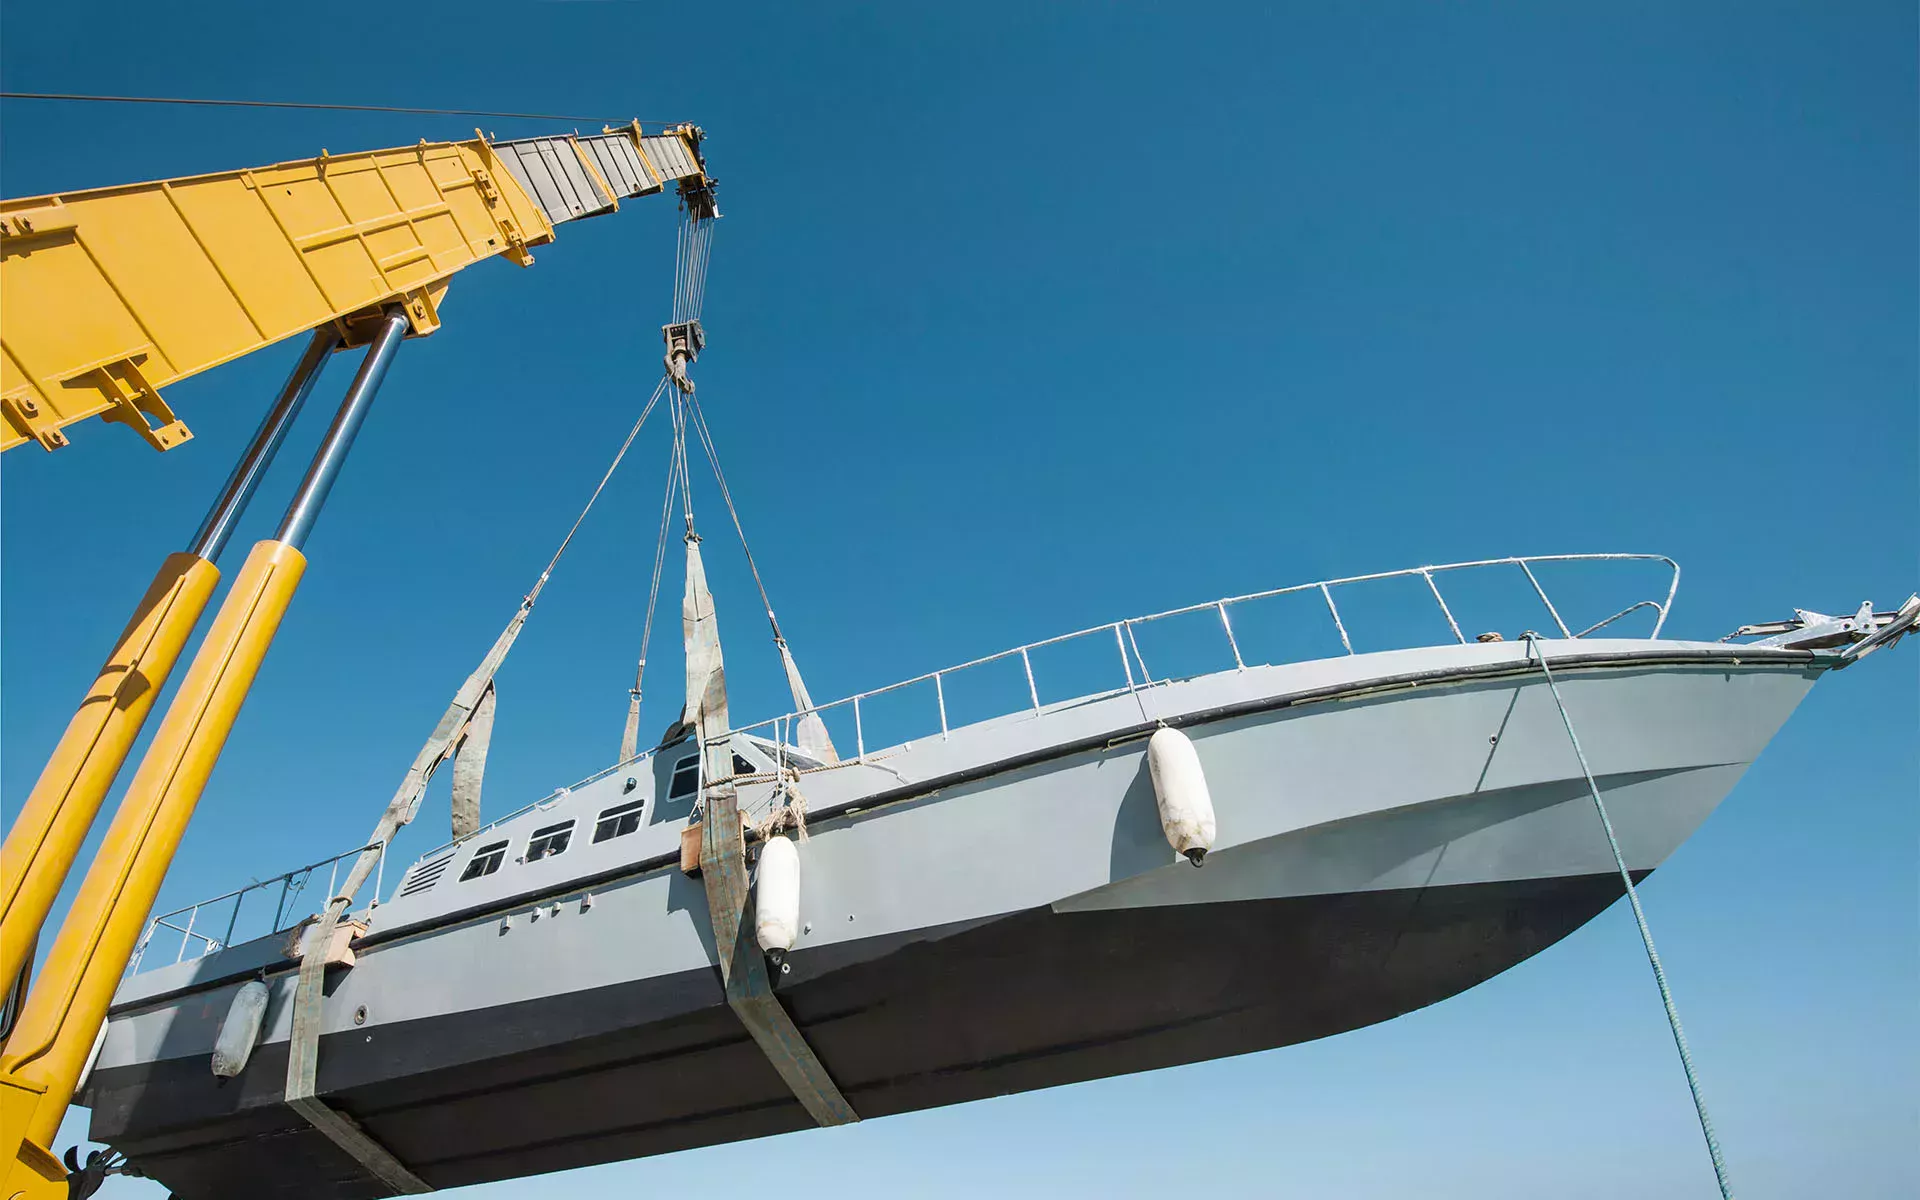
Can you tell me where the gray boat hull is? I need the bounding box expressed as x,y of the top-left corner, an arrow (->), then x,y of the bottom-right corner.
85,642 -> 1824,1197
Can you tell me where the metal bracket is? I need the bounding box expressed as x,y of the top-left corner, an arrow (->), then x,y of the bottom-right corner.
611,121 -> 664,194
471,132 -> 537,266
1729,595 -> 1920,661
2,390 -> 71,450
679,178 -> 720,223
674,126 -> 720,220
0,203 -> 78,244
336,285 -> 446,348
94,356 -> 193,452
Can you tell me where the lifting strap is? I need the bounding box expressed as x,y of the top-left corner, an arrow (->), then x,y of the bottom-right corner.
284,971 -> 434,1193
282,387 -> 663,1189
283,601 -> 533,1194
681,510 -> 857,1126
448,680 -> 496,840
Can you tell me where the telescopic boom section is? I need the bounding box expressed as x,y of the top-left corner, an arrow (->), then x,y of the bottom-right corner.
0,121 -> 713,453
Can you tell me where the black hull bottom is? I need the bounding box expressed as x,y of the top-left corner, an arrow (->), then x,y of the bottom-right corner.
91,872 -> 1638,1198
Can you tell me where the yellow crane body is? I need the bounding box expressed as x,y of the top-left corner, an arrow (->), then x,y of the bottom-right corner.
1,118 -> 711,1197
0,123 -> 707,453
0,553 -> 219,1004
3,540 -> 307,1173
0,325 -> 343,1009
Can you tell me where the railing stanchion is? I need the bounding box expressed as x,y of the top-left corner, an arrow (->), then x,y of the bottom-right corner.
1654,558 -> 1681,638
1114,624 -> 1136,691
853,696 -> 865,762
1574,600 -> 1664,639
1518,560 -> 1573,638
1321,584 -> 1354,654
1421,570 -> 1466,644
222,891 -> 244,952
176,906 -> 199,964
130,924 -> 154,975
934,672 -> 949,738
1217,601 -> 1246,669
1125,621 -> 1152,681
1021,647 -> 1040,713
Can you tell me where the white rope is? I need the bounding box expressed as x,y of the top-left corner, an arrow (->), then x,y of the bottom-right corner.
747,768 -> 811,842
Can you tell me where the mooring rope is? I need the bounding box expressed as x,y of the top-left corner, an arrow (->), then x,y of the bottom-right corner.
1522,634 -> 1735,1199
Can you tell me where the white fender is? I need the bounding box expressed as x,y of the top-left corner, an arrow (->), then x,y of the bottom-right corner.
211,979 -> 271,1078
755,834 -> 801,962
1147,726 -> 1217,867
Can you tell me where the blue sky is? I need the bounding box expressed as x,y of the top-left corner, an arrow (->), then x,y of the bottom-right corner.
3,2 -> 1915,1196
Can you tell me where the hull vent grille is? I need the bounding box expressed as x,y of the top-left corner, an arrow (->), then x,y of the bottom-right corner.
398,853 -> 456,899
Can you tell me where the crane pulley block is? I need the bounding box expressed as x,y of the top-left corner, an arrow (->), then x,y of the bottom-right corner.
663,319 -> 705,393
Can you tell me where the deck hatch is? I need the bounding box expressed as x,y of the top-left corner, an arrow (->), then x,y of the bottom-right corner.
397,852 -> 455,898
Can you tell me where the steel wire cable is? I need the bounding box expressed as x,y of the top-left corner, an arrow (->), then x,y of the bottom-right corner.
525,378 -> 668,606
636,434 -> 683,684
686,393 -> 784,641
0,91 -> 682,125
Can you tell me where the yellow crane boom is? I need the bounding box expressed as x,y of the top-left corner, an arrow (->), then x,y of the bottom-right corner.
0,122 -> 707,452
0,119 -> 713,1198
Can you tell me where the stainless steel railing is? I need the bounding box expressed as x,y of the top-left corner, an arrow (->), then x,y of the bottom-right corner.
130,841 -> 385,975
174,554 -> 1678,931
728,553 -> 1680,763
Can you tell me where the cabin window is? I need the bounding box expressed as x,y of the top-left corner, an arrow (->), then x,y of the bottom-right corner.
594,798 -> 646,843
666,751 -> 758,799
459,840 -> 509,882
667,755 -> 701,800
526,821 -> 574,863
